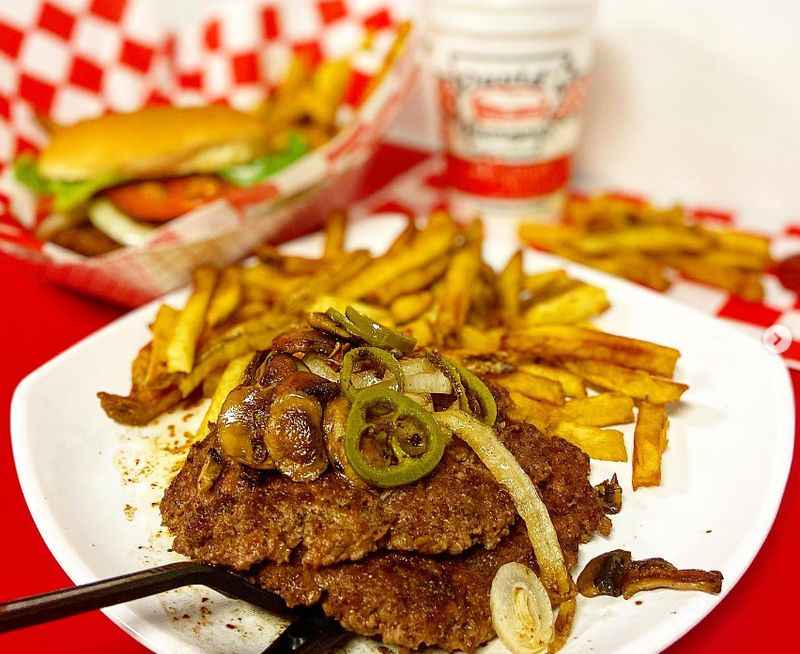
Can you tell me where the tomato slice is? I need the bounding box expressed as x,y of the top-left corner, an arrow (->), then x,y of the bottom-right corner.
105,176 -> 225,222
223,182 -> 280,208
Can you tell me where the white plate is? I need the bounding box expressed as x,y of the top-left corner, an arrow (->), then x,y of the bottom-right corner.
11,215 -> 794,654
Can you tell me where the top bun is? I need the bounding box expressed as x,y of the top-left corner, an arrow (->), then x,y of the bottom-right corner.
38,105 -> 270,181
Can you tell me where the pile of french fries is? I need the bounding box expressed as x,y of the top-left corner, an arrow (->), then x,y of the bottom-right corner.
252,22 -> 410,152
519,193 -> 772,302
101,208 -> 689,490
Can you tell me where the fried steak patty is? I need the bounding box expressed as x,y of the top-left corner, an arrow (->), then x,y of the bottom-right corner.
253,426 -> 605,651
162,421 -> 604,651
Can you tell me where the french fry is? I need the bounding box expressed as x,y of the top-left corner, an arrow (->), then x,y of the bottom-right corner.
373,256 -> 450,304
144,305 -> 179,388
287,250 -> 373,311
207,267 -> 242,327
390,291 -> 434,323
665,254 -> 764,302
573,225 -> 711,256
179,318 -> 289,397
700,249 -> 770,272
505,326 -> 680,377
494,371 -> 565,405
709,228 -> 770,258
384,219 -> 418,257
551,422 -> 628,461
255,244 -> 325,275
195,352 -> 255,440
460,325 -> 504,353
564,360 -> 688,404
519,223 -> 583,250
517,363 -> 586,398
507,392 -> 557,432
632,402 -> 669,489
339,213 -> 457,298
523,269 -> 572,299
435,220 -> 482,340
558,393 -> 634,427
166,266 -> 218,374
498,250 -> 523,326
323,210 -> 347,258
523,284 -> 610,326
402,318 -> 435,347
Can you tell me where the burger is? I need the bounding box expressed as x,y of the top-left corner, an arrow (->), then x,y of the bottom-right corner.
13,104 -> 309,256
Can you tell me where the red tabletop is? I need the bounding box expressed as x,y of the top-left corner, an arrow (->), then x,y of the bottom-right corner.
1,213 -> 797,653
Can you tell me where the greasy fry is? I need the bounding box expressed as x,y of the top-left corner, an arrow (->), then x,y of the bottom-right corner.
507,392 -> 557,432
196,353 -> 255,440
505,326 -> 680,377
523,284 -> 609,326
498,250 -> 523,326
255,244 -> 325,275
402,318 -> 435,347
144,305 -> 179,388
374,256 -> 450,304
459,325 -> 504,353
564,360 -> 688,404
384,219 -> 418,257
179,318 -> 289,397
558,393 -> 635,427
519,223 -> 583,250
166,266 -> 218,374
339,213 -> 457,298
517,363 -> 586,398
552,422 -> 628,461
207,267 -> 242,327
390,291 -> 434,323
632,402 -> 669,489
323,209 -> 347,258
665,254 -> 764,302
435,220 -> 482,340
494,371 -> 565,405
573,225 -> 711,256
523,269 -> 571,298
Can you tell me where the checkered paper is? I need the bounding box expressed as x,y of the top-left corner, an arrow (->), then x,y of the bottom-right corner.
0,0 -> 416,305
347,150 -> 800,369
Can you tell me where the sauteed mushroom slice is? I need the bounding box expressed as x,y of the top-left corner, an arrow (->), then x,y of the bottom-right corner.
322,395 -> 365,486
265,390 -> 328,482
272,328 -> 338,356
577,549 -> 723,599
216,384 -> 275,469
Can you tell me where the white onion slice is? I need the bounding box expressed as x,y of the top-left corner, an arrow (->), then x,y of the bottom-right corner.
404,371 -> 451,394
303,354 -> 339,382
433,408 -> 571,598
490,563 -> 554,654
88,199 -> 155,247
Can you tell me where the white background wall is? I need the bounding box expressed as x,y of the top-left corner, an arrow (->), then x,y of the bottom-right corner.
166,1 -> 800,216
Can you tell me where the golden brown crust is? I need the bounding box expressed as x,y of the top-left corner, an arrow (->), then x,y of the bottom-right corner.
39,105 -> 269,181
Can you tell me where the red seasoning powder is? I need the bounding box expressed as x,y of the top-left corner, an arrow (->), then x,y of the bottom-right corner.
425,0 -> 597,221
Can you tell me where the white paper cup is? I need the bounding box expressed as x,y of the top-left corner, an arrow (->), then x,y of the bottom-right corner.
425,0 -> 597,221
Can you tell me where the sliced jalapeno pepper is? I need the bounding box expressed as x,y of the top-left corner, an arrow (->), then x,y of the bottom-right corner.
340,346 -> 404,401
426,350 -> 469,411
345,385 -> 447,487
326,306 -> 417,353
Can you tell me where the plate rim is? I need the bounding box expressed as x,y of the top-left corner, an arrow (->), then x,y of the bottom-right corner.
10,217 -> 796,654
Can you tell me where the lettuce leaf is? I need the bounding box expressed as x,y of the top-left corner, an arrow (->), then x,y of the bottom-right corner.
12,155 -> 121,212
219,133 -> 308,187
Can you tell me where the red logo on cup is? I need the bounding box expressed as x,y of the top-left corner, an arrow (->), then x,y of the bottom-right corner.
471,85 -> 550,122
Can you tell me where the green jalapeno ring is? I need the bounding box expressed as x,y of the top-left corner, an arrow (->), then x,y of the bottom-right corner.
449,359 -> 498,426
340,346 -> 405,401
344,306 -> 416,354
345,386 -> 447,488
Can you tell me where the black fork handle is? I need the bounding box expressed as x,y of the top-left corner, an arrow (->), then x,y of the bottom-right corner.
0,561 -> 288,633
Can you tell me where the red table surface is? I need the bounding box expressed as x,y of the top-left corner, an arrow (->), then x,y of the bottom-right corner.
1,163 -> 798,651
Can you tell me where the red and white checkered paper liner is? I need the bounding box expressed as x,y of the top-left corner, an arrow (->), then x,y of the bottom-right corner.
0,0 -> 416,306
347,146 -> 800,370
